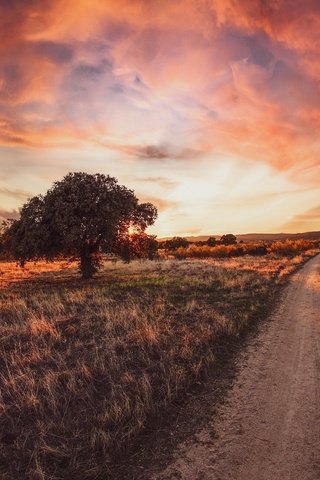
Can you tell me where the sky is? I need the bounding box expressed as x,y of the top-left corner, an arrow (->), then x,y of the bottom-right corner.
0,0 -> 319,237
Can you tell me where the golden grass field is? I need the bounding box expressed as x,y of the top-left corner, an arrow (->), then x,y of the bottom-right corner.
0,246 -> 319,479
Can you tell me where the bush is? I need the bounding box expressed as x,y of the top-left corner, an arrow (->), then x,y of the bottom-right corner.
245,244 -> 268,256
270,239 -> 314,256
206,236 -> 217,247
173,244 -> 245,259
172,239 -> 315,260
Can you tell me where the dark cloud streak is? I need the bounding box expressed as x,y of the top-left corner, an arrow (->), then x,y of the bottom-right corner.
34,41 -> 74,64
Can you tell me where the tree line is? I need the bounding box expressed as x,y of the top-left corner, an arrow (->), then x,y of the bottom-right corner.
160,233 -> 237,250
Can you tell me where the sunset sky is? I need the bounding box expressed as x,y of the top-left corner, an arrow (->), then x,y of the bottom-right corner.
0,0 -> 319,237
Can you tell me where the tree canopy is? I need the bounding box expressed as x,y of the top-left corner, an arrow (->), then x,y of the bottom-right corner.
7,172 -> 158,278
206,236 -> 217,247
220,234 -> 237,245
162,236 -> 189,250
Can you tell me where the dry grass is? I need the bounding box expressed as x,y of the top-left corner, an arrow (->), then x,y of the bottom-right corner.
0,260 -> 78,288
0,250 -> 318,479
169,239 -> 317,260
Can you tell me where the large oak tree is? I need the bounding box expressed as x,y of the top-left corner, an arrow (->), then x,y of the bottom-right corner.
8,172 -> 157,278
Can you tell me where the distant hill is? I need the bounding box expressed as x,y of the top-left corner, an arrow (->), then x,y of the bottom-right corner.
159,231 -> 320,243
236,232 -> 320,242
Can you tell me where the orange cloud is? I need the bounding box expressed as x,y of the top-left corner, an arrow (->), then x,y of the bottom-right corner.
139,196 -> 178,212
282,205 -> 320,232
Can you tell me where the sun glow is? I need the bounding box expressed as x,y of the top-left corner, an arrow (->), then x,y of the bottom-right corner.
127,225 -> 139,236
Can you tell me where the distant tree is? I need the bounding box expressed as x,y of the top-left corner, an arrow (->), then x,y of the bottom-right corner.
220,234 -> 237,245
116,232 -> 158,263
163,236 -> 189,250
206,236 -> 217,247
7,172 -> 157,278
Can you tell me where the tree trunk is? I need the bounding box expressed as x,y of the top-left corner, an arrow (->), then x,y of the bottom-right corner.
80,251 -> 96,279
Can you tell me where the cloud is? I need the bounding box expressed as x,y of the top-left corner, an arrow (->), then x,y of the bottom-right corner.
138,176 -> 179,190
33,41 -> 74,64
0,208 -> 20,221
1,1 -> 319,166
0,187 -> 31,201
139,196 -> 178,212
115,144 -> 201,161
0,63 -> 27,102
230,55 -> 276,103
0,0 -> 320,235
95,139 -> 203,161
282,205 -> 320,232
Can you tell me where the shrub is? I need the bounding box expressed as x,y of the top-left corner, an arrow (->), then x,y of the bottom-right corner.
245,244 -> 268,256
206,236 -> 217,247
173,244 -> 245,259
270,239 -> 314,256
172,239 -> 315,260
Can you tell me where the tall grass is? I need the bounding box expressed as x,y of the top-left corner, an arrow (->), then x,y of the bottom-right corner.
0,251 -> 318,479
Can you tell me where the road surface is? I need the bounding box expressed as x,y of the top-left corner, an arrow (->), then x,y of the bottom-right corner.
152,254 -> 320,480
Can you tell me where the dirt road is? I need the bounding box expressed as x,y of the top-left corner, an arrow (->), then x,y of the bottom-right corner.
152,254 -> 320,480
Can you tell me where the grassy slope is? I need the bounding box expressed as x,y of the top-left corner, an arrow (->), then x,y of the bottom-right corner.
0,253 -> 317,479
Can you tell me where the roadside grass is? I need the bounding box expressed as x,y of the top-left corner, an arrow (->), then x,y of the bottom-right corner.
0,250 -> 318,479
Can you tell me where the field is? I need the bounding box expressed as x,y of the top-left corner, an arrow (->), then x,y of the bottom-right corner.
0,247 -> 318,479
